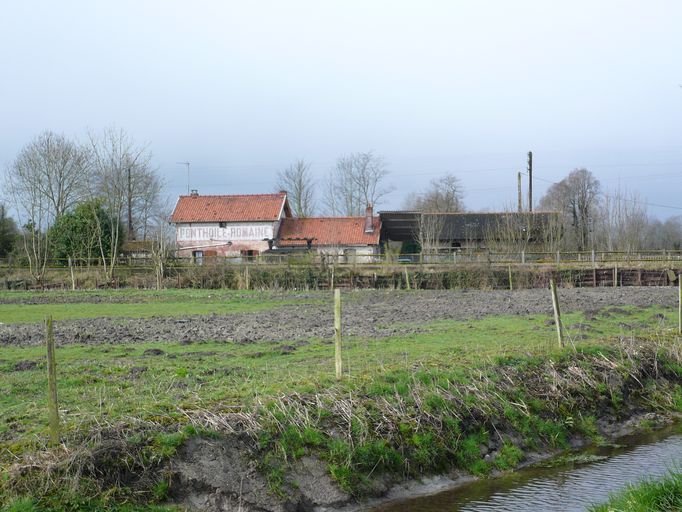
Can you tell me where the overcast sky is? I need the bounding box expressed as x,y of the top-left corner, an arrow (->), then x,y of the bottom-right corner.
1,1 -> 681,218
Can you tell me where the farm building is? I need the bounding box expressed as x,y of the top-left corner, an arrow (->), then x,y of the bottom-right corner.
274,205 -> 382,262
170,192 -> 381,262
170,190 -> 559,261
170,191 -> 292,260
380,211 -> 562,250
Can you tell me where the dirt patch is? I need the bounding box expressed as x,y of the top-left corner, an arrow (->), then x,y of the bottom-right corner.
1,288 -> 676,347
142,348 -> 165,356
129,366 -> 148,378
12,360 -> 39,371
170,437 -> 349,512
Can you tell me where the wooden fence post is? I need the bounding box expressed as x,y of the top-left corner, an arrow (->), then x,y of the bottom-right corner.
613,265 -> 618,287
46,316 -> 60,446
549,279 -> 564,348
404,268 -> 411,290
508,264 -> 513,291
678,275 -> 681,335
68,257 -> 76,291
334,289 -> 343,380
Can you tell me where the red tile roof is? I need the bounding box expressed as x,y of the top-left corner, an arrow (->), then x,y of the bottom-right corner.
171,193 -> 290,223
277,217 -> 381,247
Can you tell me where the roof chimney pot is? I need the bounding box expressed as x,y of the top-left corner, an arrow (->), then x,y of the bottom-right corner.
364,204 -> 374,233
190,189 -> 199,197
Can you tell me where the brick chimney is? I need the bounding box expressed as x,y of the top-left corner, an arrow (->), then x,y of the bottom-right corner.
364,204 -> 374,233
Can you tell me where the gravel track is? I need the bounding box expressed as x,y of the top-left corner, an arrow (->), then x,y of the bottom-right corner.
0,288 -> 675,347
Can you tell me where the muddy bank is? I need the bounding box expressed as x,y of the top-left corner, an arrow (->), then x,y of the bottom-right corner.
367,416 -> 682,512
163,340 -> 681,512
164,413 -> 677,512
1,288 -> 675,346
171,437 -> 350,512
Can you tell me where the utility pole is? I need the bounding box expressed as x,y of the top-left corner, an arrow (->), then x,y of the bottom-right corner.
127,166 -> 134,240
527,151 -> 533,212
517,171 -> 523,212
177,162 -> 191,194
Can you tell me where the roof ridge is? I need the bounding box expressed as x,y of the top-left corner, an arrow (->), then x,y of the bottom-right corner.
178,192 -> 285,198
284,216 -> 379,220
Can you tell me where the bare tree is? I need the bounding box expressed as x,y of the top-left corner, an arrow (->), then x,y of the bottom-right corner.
133,170 -> 164,240
483,208 -> 563,254
324,151 -> 394,215
148,202 -> 173,290
415,213 -> 446,260
276,159 -> 315,217
594,187 -> 649,252
403,174 -> 464,258
539,168 -> 600,251
660,216 -> 682,250
4,131 -> 89,283
5,131 -> 89,218
86,127 -> 155,280
404,173 -> 465,213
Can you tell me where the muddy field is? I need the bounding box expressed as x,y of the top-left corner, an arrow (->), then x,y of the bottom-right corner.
0,288 -> 676,347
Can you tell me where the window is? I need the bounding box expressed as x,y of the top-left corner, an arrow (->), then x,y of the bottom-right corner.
219,222 -> 227,228
192,250 -> 204,265
241,249 -> 259,261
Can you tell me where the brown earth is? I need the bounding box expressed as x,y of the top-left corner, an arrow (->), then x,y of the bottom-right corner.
0,288 -> 675,347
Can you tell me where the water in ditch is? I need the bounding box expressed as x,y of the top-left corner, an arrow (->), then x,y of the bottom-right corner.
372,424 -> 682,511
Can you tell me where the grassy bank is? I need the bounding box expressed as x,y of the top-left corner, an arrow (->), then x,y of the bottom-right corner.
1,292 -> 682,510
591,472 -> 682,511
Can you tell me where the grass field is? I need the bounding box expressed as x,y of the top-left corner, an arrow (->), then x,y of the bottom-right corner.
1,289 -> 681,511
0,289 -> 318,323
0,290 -> 675,451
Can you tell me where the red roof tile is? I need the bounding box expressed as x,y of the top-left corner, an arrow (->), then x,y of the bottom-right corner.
171,193 -> 289,223
277,217 -> 381,247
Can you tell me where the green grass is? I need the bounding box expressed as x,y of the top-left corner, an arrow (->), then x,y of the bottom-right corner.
0,300 -> 676,452
0,289 -> 317,323
1,499 -> 179,512
1,497 -> 180,512
2,291 -> 681,508
590,471 -> 682,511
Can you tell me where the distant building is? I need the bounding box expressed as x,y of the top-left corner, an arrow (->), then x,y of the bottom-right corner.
380,211 -> 561,250
170,191 -> 292,260
170,192 -> 382,262
275,205 -> 382,262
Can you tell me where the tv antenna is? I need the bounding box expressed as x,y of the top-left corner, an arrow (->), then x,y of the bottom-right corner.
177,162 -> 191,194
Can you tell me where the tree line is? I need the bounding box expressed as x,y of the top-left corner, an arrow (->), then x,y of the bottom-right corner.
278,159 -> 681,254
2,132 -> 681,283
1,128 -> 166,284
538,168 -> 682,252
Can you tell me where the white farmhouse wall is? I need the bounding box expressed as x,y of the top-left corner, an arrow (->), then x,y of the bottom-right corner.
317,245 -> 380,263
176,221 -> 279,258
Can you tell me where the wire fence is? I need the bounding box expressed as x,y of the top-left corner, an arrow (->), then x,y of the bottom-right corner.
1,249 -> 681,270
